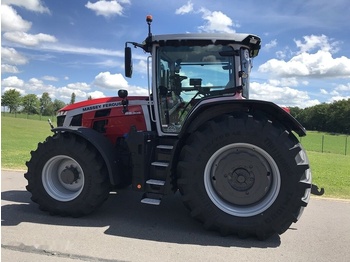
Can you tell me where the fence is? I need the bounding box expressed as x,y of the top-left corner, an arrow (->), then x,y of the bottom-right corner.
1,112 -> 56,122
299,132 -> 349,155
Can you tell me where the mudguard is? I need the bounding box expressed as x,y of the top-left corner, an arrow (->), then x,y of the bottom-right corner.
181,99 -> 306,137
52,126 -> 120,185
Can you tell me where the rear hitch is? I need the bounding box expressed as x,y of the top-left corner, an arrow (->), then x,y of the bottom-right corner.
311,184 -> 325,196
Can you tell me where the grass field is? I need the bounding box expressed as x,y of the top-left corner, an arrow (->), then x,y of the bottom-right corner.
1,116 -> 53,169
299,131 -> 350,155
1,116 -> 349,199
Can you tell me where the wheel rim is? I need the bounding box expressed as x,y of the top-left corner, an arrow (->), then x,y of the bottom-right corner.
204,143 -> 281,217
42,155 -> 85,202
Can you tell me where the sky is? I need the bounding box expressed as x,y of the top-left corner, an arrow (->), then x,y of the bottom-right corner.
1,0 -> 350,108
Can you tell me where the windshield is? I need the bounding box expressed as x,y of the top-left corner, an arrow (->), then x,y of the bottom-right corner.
156,44 -> 236,133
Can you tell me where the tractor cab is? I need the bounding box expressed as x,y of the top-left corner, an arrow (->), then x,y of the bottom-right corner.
125,16 -> 261,135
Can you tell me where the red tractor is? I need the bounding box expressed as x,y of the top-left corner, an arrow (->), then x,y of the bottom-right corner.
25,16 -> 322,239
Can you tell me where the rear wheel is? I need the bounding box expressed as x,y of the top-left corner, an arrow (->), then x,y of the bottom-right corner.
177,113 -> 311,239
25,133 -> 110,217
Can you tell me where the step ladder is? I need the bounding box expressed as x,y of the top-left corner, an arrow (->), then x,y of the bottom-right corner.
140,144 -> 174,205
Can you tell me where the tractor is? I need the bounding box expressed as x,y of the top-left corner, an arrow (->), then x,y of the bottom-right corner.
25,16 -> 322,239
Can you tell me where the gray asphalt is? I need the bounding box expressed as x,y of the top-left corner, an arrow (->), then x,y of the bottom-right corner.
2,169 -> 350,262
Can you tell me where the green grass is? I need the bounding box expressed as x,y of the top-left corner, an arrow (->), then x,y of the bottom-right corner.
308,151 -> 350,199
1,116 -> 349,199
299,131 -> 350,155
1,116 -> 53,169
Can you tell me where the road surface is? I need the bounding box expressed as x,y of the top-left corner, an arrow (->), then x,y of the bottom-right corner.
2,169 -> 350,262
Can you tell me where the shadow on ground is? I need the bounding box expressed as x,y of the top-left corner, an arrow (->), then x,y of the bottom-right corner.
1,189 -> 281,248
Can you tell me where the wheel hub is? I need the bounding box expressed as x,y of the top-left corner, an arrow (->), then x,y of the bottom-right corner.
60,166 -> 80,184
227,168 -> 255,191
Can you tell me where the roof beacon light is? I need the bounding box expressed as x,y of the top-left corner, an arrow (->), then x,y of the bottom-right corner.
146,15 -> 153,39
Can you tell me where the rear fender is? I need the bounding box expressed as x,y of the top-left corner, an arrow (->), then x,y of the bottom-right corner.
180,99 -> 306,137
52,126 -> 120,185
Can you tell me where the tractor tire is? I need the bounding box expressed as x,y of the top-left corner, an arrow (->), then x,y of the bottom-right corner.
177,113 -> 312,239
25,132 -> 110,217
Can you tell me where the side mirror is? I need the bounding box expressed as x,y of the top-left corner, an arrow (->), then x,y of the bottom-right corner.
118,89 -> 128,99
125,47 -> 133,78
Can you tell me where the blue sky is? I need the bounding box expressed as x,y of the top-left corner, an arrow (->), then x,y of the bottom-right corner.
1,0 -> 350,107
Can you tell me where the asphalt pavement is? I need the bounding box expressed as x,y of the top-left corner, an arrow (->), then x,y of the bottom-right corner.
2,169 -> 350,262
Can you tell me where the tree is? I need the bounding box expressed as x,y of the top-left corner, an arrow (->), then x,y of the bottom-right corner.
1,89 -> 22,113
53,99 -> 66,113
293,99 -> 350,134
289,107 -> 303,119
22,94 -> 39,114
70,92 -> 76,104
40,92 -> 54,116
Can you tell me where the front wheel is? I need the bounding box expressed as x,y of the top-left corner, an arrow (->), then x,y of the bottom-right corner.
177,114 -> 312,239
25,133 -> 110,217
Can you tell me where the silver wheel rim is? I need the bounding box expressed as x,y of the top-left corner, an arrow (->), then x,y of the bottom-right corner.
42,155 -> 85,202
204,143 -> 281,217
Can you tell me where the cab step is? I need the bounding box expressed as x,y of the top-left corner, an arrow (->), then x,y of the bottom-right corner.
151,161 -> 169,167
146,179 -> 165,186
141,193 -> 162,205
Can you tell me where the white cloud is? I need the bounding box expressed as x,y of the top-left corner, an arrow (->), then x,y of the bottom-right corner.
320,89 -> 328,94
41,76 -> 58,82
88,90 -> 106,99
2,87 -> 26,96
268,78 -> 299,87
1,76 -> 24,88
133,59 -> 148,75
2,0 -> 50,13
250,81 -> 320,108
259,50 -> 350,78
92,72 -> 148,96
57,86 -> 88,100
258,58 -> 309,77
263,35 -> 350,79
175,1 -> 194,15
335,83 -> 350,91
328,95 -> 350,103
1,5 -> 32,32
66,82 -> 91,91
1,47 -> 28,65
294,35 -> 340,54
127,85 -> 148,96
198,9 -> 235,33
276,49 -> 289,59
264,39 -> 277,51
93,72 -> 128,90
85,0 -> 130,18
25,78 -> 56,94
174,3 -> 236,33
3,31 -> 57,46
1,64 -> 20,74
38,43 -> 122,57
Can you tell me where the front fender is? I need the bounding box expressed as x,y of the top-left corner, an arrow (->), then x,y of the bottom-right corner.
52,126 -> 120,185
181,99 -> 306,137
